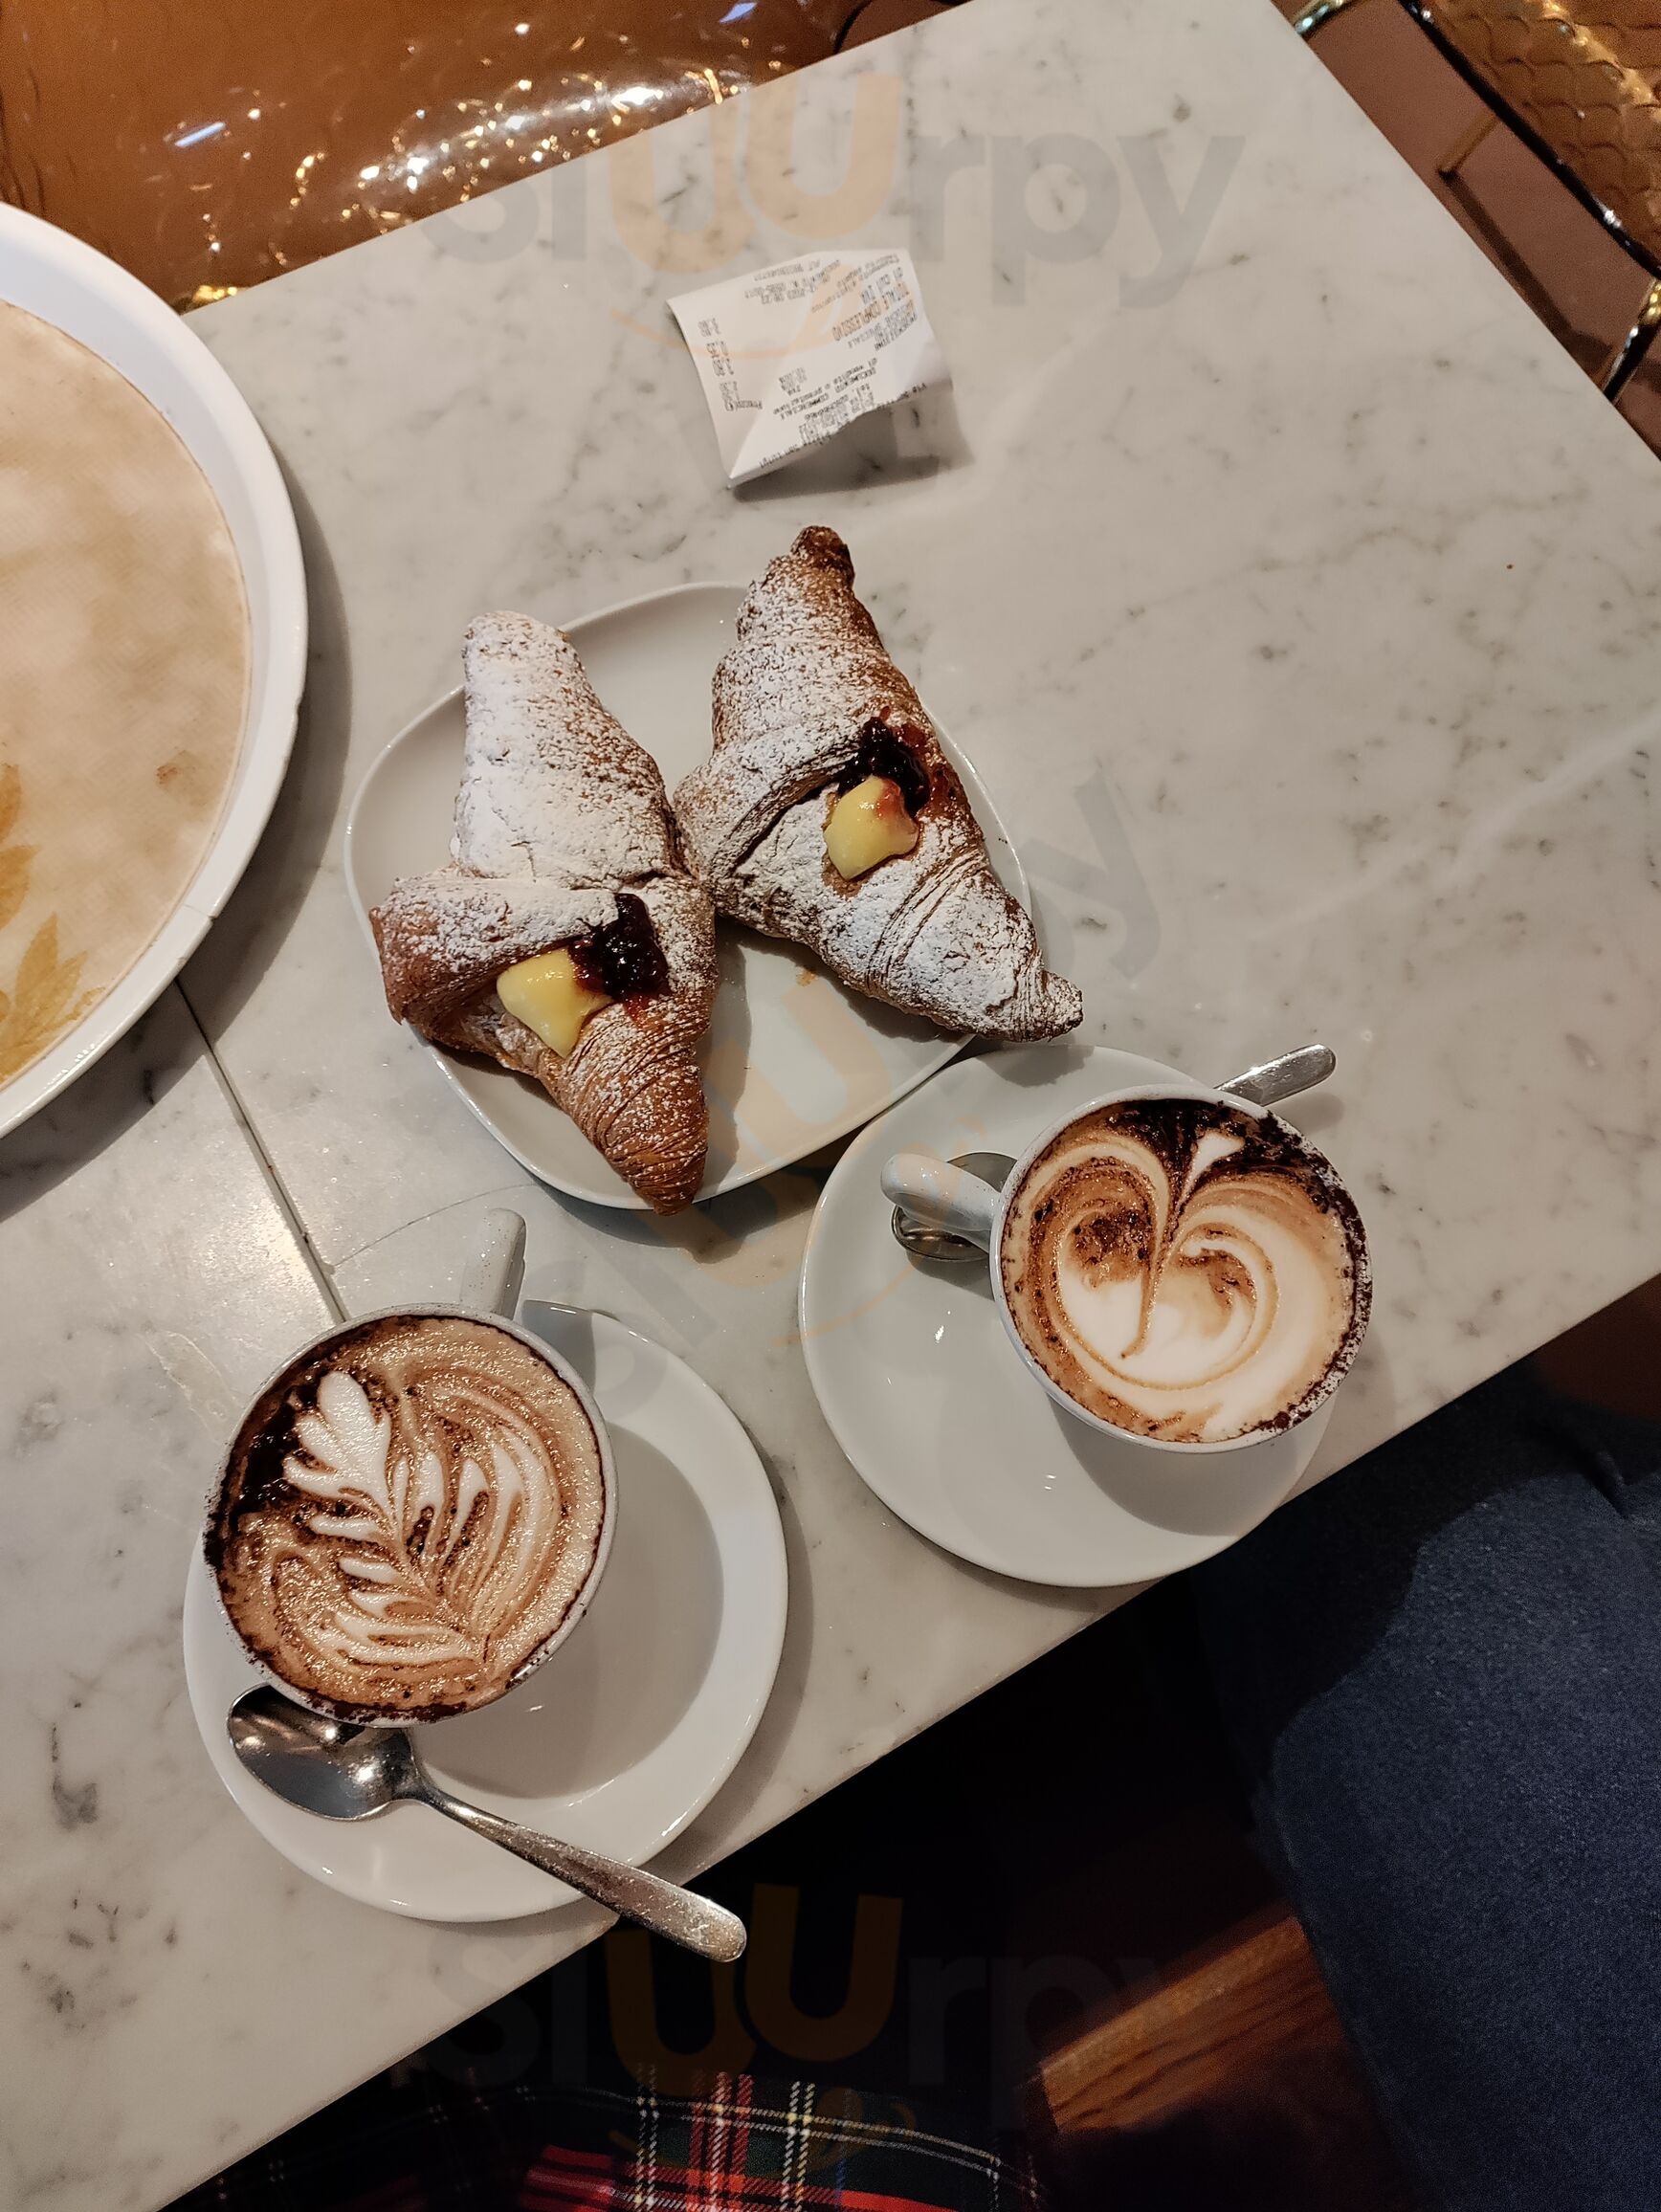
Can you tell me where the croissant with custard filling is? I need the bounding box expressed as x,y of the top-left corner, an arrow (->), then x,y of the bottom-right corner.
673,527 -> 1082,1041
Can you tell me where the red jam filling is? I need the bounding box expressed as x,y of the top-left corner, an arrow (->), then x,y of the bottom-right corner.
835,719 -> 931,816
568,892 -> 668,1000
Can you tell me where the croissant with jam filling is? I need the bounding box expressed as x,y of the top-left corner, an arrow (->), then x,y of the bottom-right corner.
370,612 -> 715,1211
672,527 -> 1082,1041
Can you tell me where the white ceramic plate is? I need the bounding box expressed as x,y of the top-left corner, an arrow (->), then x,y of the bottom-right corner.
343,582 -> 1030,1208
0,204 -> 307,1139
799,1044 -> 1331,1588
184,1307 -> 787,1923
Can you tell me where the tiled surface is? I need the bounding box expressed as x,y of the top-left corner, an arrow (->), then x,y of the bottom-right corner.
0,989 -> 335,2212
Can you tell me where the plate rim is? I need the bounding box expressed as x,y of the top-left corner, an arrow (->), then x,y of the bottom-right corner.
343,578 -> 1031,1209
0,202 -> 308,1140
798,1044 -> 1326,1586
183,1305 -> 789,1922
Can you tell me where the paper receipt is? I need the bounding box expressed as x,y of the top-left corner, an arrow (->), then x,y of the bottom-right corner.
668,249 -> 950,485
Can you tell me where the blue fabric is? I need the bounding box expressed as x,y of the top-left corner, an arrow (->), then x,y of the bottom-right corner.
1191,1362 -> 1661,2212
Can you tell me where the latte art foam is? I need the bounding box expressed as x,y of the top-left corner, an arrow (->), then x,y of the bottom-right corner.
1000,1100 -> 1367,1445
209,1316 -> 607,1719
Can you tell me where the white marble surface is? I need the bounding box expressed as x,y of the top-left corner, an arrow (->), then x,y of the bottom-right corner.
7,0 -> 1661,2200
0,990 -> 331,2208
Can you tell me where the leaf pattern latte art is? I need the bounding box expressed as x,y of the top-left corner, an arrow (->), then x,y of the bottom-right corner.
283,1367 -> 564,1674
211,1316 -> 609,1718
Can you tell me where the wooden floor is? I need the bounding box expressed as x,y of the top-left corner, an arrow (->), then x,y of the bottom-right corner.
1039,1906 -> 1352,2137
1272,0 -> 1661,453
1032,1902 -> 1418,2209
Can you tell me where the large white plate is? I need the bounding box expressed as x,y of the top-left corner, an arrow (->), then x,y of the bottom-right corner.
343,582 -> 1030,1208
184,1306 -> 787,1923
799,1045 -> 1330,1588
0,205 -> 307,1139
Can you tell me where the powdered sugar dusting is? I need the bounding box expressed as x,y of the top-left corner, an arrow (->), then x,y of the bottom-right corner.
455,613 -> 677,888
372,878 -> 619,1030
679,529 -> 920,883
674,527 -> 1081,1041
728,781 -> 1079,1036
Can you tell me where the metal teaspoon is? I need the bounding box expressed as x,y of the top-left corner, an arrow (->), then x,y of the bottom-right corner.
229,1684 -> 746,1960
889,1043 -> 1338,1265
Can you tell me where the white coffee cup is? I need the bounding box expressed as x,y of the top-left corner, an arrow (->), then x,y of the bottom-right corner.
204,1210 -> 617,1721
880,1079 -> 1370,1457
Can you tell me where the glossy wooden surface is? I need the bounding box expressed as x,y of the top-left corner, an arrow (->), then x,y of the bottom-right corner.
0,0 -> 945,306
1034,1903 -> 1417,2207
1036,1904 -> 1344,2135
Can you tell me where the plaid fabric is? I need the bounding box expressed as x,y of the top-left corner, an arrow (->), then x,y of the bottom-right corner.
175,2075 -> 1040,2212
520,2078 -> 1035,2212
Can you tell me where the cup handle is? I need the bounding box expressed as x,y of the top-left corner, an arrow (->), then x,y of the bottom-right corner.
459,1209 -> 527,1319
879,1152 -> 1000,1250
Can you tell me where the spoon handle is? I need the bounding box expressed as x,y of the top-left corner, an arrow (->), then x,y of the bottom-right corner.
458,1209 -> 527,1320
1216,1044 -> 1336,1110
416,1782 -> 746,1961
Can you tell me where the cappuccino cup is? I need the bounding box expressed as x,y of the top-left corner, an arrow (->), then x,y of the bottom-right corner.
881,1081 -> 1370,1455
203,1212 -> 616,1723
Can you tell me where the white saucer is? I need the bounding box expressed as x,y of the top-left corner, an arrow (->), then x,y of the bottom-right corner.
343,581 -> 1030,1209
184,1309 -> 786,1923
799,1044 -> 1331,1588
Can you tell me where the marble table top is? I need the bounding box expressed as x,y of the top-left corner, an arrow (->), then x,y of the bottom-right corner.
5,0 -> 1661,2201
